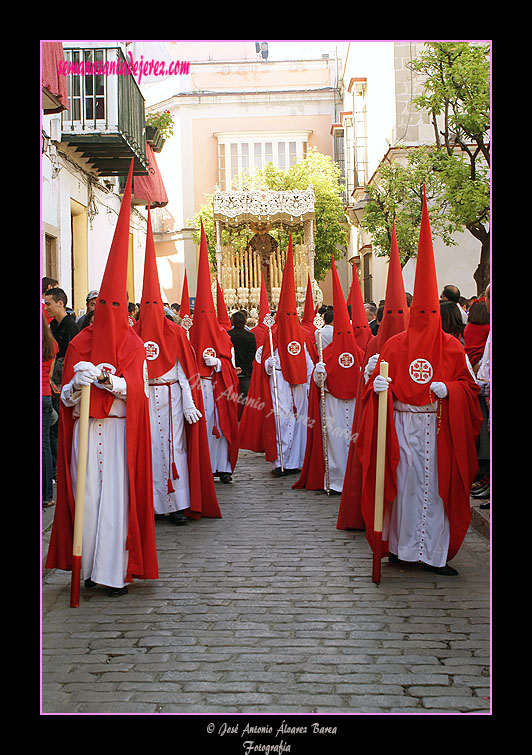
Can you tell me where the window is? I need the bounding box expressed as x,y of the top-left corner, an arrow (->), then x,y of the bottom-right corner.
332,126 -> 345,199
278,142 -> 286,169
362,251 -> 372,303
44,233 -> 59,281
63,47 -> 108,126
215,131 -> 312,189
352,81 -> 368,188
219,144 -> 226,190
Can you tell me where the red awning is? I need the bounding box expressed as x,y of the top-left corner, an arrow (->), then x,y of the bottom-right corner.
41,42 -> 69,113
133,143 -> 169,208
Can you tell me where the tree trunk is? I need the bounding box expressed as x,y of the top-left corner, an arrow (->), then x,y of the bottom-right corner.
469,224 -> 490,295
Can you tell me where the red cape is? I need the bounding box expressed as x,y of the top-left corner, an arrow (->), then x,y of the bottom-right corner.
464,322 -> 490,367
337,219 -> 408,531
133,317 -> 221,519
45,326 -> 159,582
294,337 -> 364,492
356,331 -> 483,562
335,338 -> 377,529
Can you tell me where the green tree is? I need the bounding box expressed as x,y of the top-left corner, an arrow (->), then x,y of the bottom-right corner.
409,41 -> 490,293
361,149 -> 460,268
361,42 -> 490,294
189,147 -> 348,281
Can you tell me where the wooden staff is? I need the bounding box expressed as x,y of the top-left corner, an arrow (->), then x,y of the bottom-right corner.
264,313 -> 284,474
314,313 -> 330,495
70,383 -> 91,607
372,360 -> 389,585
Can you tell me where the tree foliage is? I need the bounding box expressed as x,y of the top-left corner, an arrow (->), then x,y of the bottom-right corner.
189,147 -> 348,281
361,149 -> 460,267
360,41 -> 490,293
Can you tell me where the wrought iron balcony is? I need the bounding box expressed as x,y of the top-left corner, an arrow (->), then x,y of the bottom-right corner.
60,46 -> 148,177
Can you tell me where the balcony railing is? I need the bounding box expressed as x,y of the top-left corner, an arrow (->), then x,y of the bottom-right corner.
60,46 -> 148,176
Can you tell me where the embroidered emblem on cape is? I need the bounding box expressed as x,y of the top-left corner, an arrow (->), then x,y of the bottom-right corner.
409,358 -> 433,384
95,362 -> 116,377
338,352 -> 355,368
202,347 -> 217,360
287,340 -> 301,356
144,340 -> 160,360
255,345 -> 263,364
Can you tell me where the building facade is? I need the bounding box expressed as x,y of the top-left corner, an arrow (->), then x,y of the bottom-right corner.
141,41 -> 343,306
41,41 -> 168,316
335,41 -> 485,304
41,40 -> 487,320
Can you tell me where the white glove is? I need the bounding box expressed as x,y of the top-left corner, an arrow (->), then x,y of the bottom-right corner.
373,375 -> 391,393
430,381 -> 448,399
265,355 -> 279,375
72,361 -> 101,389
183,404 -> 202,424
366,353 -> 379,377
313,361 -> 327,385
204,355 -> 221,371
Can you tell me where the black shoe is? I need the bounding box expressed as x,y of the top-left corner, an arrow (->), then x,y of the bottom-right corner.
423,563 -> 459,576
479,501 -> 490,510
327,489 -> 341,496
388,553 -> 399,564
219,473 -> 232,483
84,578 -> 97,589
168,511 -> 188,525
471,485 -> 490,499
271,467 -> 283,477
284,468 -> 300,475
106,586 -> 128,597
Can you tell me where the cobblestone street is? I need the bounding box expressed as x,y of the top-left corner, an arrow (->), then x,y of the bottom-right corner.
41,450 -> 491,718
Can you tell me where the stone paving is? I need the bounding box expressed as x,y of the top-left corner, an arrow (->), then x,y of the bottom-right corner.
41,450 -> 491,716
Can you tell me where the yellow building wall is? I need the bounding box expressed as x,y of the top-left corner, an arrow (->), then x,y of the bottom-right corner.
154,240 -> 182,305
192,114 -> 334,212
70,199 -> 88,316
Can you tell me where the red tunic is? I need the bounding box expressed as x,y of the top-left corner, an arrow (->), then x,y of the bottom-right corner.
133,316 -> 222,519
356,331 -> 483,562
45,326 -> 159,583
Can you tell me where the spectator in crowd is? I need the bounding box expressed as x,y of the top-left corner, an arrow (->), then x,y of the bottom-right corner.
315,309 -> 334,350
471,285 -> 490,509
365,302 -> 379,335
77,290 -> 99,329
441,284 -> 468,325
171,302 -> 182,324
42,277 -> 58,323
228,310 -> 257,419
440,300 -> 465,343
44,287 -> 79,478
464,296 -> 490,372
42,311 -> 58,509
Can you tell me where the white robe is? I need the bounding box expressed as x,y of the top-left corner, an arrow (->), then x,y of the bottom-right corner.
147,361 -> 193,515
62,376 -> 130,588
383,400 -> 450,568
321,390 -> 356,492
268,346 -> 314,471
200,362 -> 231,474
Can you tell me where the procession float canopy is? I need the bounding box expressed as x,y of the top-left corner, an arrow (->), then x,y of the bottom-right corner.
212,186 -> 322,318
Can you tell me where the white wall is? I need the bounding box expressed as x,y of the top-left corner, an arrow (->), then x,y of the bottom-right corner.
41,114 -> 147,308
